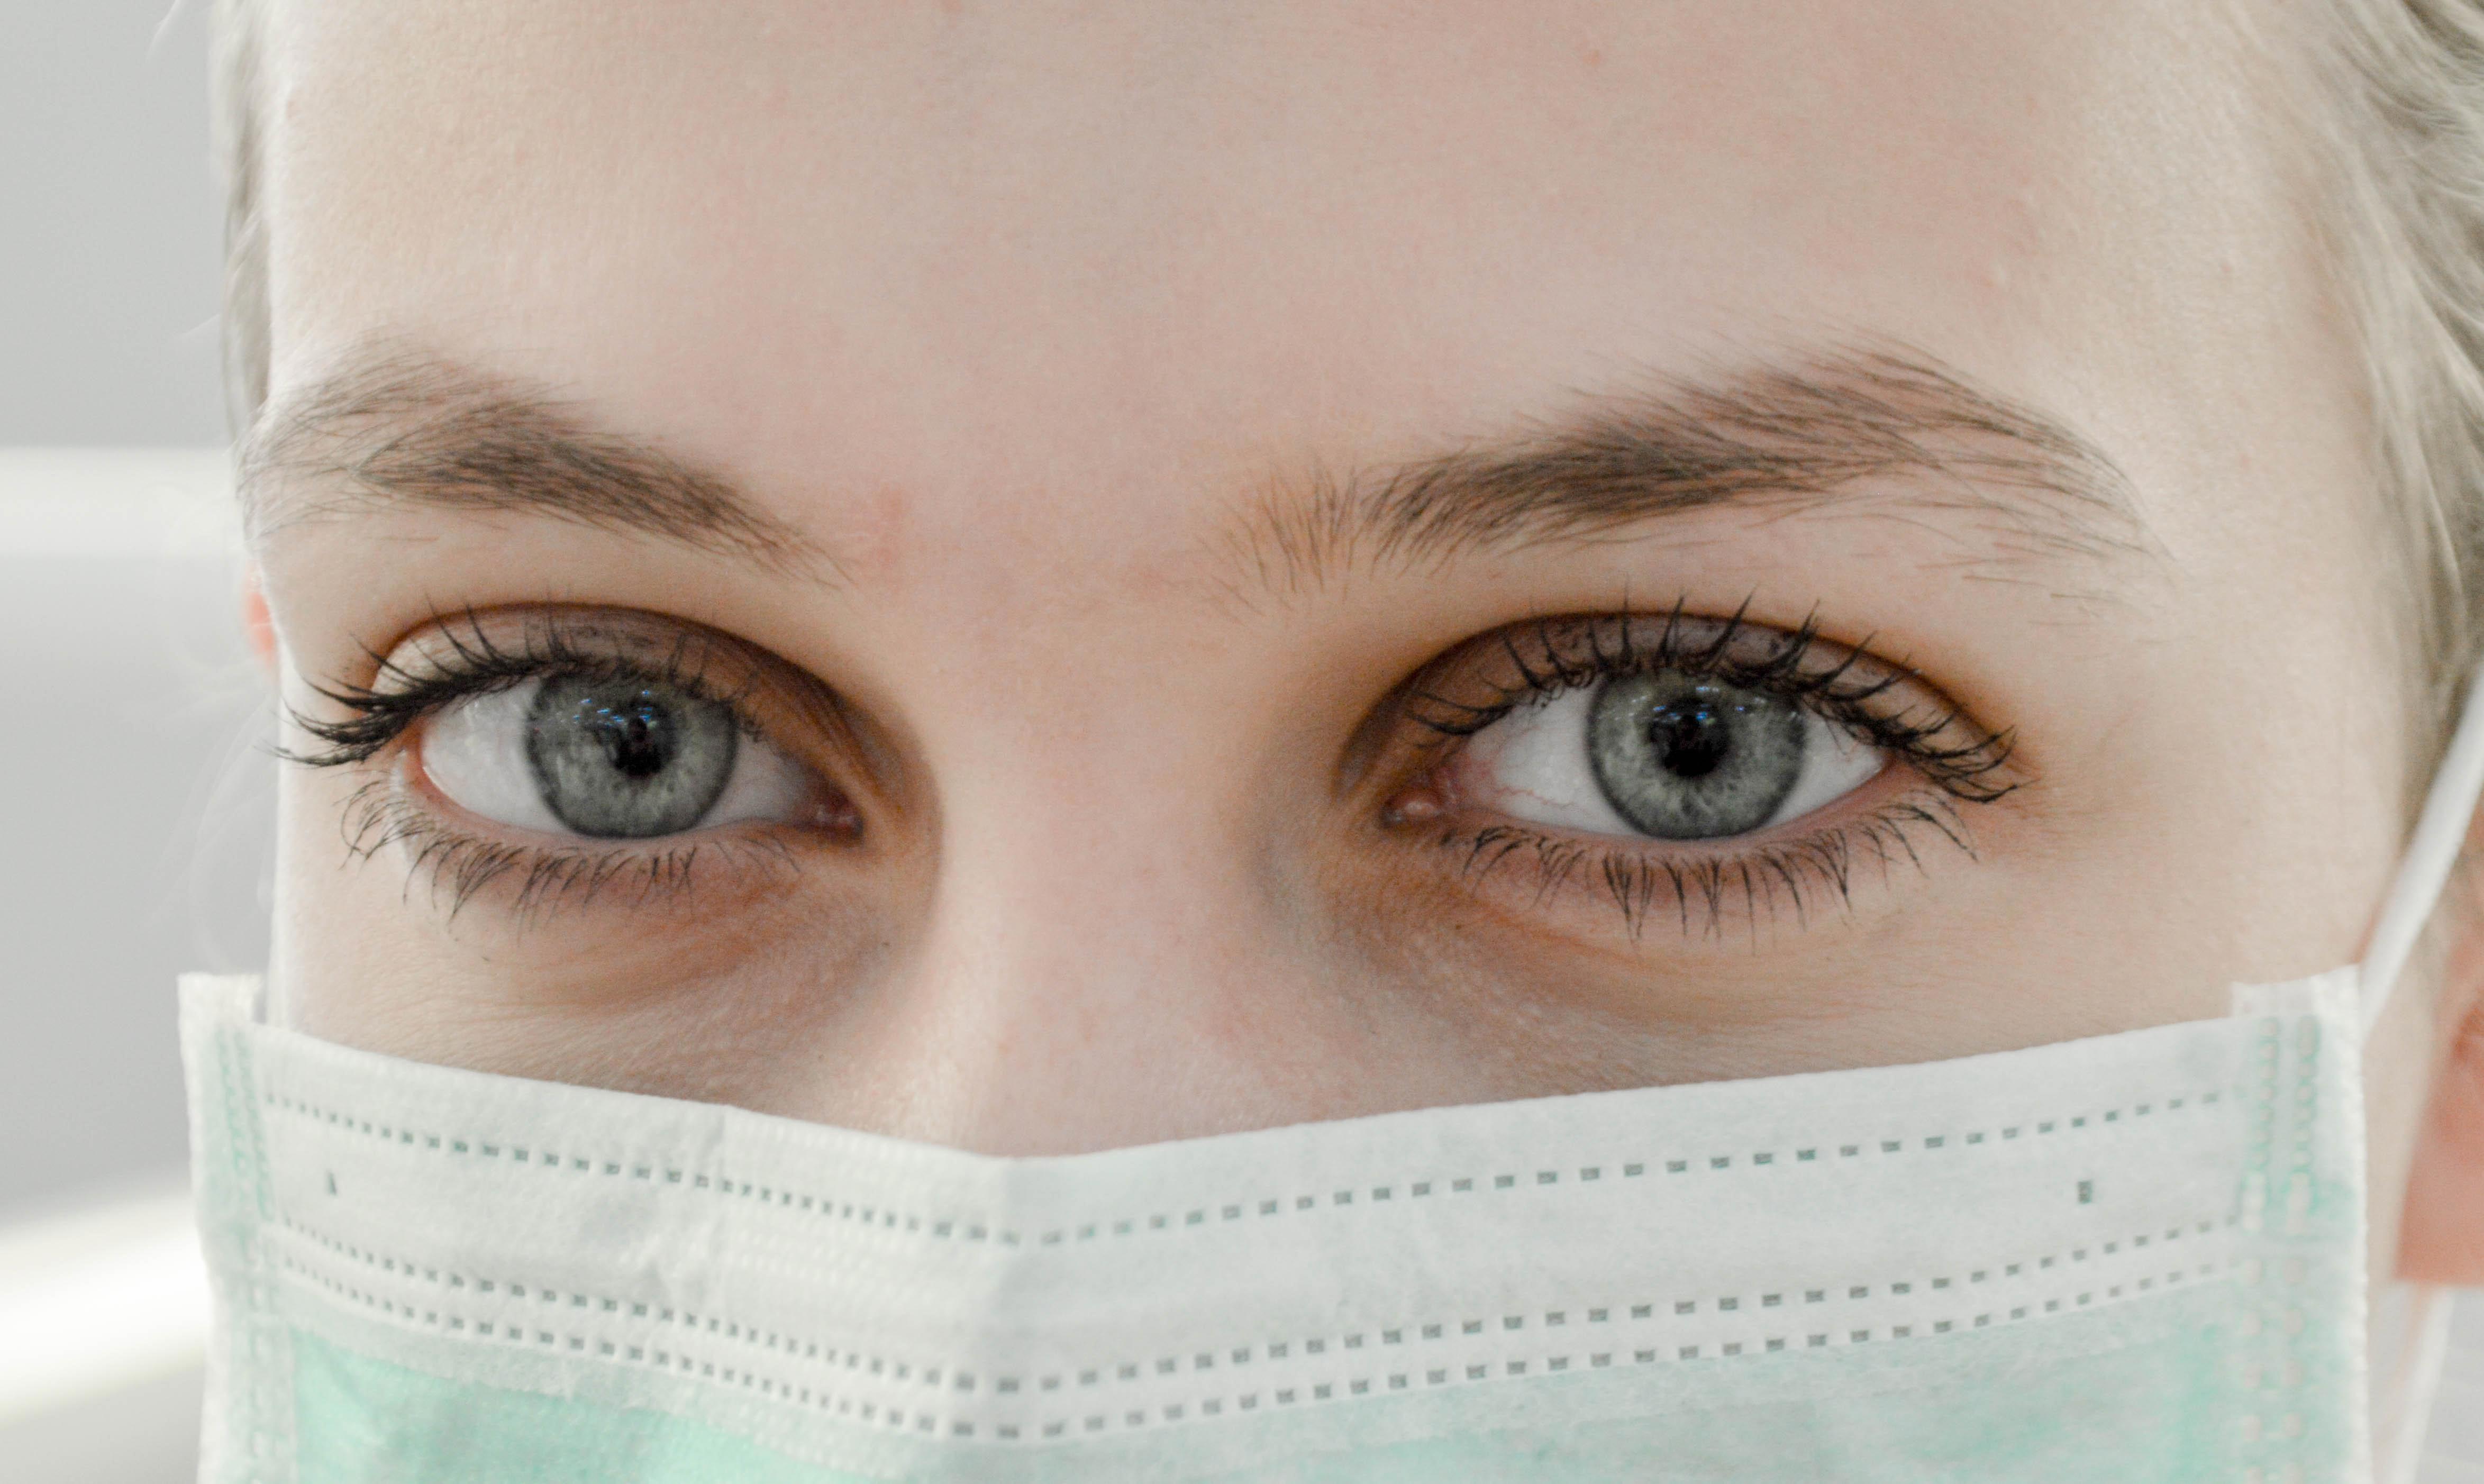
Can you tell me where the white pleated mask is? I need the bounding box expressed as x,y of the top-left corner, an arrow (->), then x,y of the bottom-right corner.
183,670 -> 2484,1484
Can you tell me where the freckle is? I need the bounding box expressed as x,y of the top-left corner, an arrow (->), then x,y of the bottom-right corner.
1580,45 -> 1604,69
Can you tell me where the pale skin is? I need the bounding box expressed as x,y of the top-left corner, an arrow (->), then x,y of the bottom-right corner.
240,0 -> 2483,1290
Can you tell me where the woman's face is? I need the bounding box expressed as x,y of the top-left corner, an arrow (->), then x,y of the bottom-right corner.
246,1 -> 2464,1264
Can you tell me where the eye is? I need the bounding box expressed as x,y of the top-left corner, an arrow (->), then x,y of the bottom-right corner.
418,673 -> 818,839
1446,669 -> 1887,841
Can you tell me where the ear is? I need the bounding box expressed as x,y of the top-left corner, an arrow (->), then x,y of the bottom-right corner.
240,562 -> 279,678
2397,852 -> 2484,1284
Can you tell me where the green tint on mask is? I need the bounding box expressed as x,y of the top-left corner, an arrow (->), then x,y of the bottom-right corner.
292,1292 -> 2247,1484
187,969 -> 2364,1483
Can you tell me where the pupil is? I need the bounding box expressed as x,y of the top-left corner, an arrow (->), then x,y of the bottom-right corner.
525,673 -> 739,839
592,698 -> 676,780
1650,701 -> 1731,779
1584,671 -> 1807,840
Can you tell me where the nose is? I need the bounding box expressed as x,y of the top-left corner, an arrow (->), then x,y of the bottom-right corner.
840,705 -> 1358,1154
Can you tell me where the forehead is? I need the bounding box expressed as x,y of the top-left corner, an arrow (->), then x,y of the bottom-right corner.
257,1 -> 2317,550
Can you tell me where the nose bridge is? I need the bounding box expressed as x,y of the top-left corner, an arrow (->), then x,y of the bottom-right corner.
908,518 -> 1254,942
936,744 -> 1232,996
868,609 -> 1294,1155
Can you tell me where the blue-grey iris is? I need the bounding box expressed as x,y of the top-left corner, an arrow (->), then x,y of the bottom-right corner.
1586,672 -> 1806,839
524,675 -> 739,838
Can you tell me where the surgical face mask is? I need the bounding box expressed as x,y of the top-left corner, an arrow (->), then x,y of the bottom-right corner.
183,683 -> 2484,1484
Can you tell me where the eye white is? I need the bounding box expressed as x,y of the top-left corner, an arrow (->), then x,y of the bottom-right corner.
1451,683 -> 1886,840
416,678 -> 814,839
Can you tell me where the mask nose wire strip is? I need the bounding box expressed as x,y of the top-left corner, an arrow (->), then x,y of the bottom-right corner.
2361,657 -> 2484,1034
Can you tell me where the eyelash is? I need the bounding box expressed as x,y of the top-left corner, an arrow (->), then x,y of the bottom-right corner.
284,612 -> 758,769
328,778 -> 797,920
289,602 -> 2018,932
1396,599 -> 2019,939
286,612 -> 793,917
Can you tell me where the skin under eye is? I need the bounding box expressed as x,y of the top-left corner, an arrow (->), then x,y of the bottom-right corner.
1450,671 -> 1886,842
419,672 -> 817,839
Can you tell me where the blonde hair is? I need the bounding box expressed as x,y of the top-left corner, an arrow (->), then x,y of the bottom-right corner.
208,2 -> 2484,746
2304,0 -> 2484,762
210,0 -> 269,438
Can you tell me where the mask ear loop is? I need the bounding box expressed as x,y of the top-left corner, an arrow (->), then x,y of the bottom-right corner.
2360,656 -> 2484,1034
2374,1285 -> 2455,1484
2357,658 -> 2484,1484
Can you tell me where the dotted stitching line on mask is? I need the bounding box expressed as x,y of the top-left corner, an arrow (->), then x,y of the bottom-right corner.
272,1205 -> 2238,1444
261,1087 -> 2223,1253
211,1026 -> 291,1477
2235,1013 -> 2330,1471
275,1238 -> 2235,1443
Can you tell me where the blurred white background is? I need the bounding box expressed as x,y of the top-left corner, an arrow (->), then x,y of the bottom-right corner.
0,454 -> 267,1481
4,3 -> 258,1478
4,3 -> 224,448
0,1 -> 2478,1480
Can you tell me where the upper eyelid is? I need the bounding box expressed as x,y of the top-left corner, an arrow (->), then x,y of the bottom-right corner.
1406,607 -> 1872,734
284,608 -> 793,770
1400,608 -> 2021,804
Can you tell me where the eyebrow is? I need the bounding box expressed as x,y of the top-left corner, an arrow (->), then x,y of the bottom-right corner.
239,343 -> 833,577
1221,344 -> 2157,602
244,340 -> 2150,605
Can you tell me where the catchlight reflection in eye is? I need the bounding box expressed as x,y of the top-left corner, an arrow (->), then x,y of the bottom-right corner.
418,676 -> 815,839
1452,672 -> 1887,842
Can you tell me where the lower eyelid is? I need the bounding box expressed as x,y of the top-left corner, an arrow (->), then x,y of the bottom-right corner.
1423,784 -> 1980,939
340,778 -> 772,920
